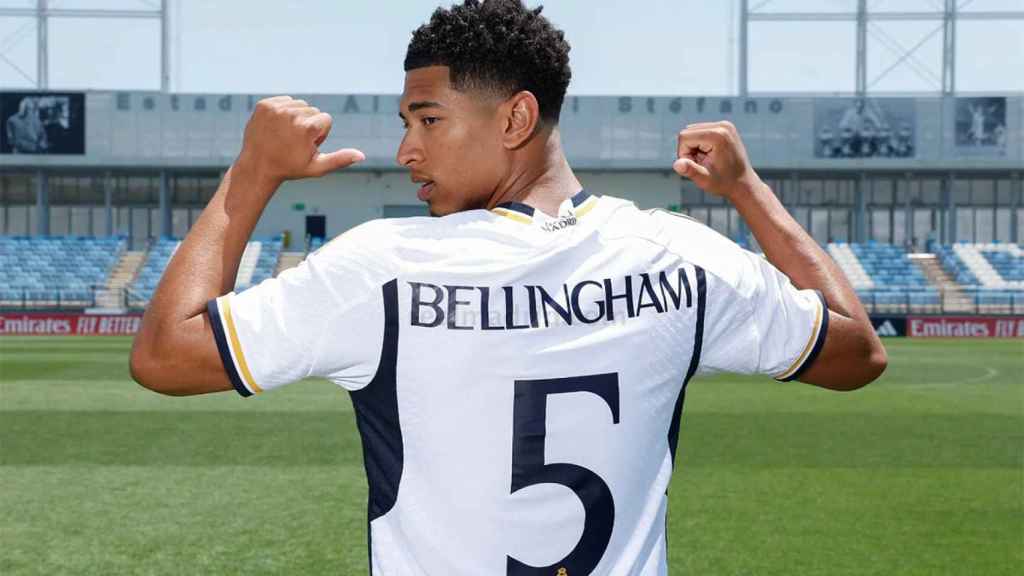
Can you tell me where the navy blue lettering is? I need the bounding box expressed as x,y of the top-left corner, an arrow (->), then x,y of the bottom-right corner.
446,285 -> 474,330
603,276 -> 635,321
410,282 -> 444,328
571,281 -> 605,324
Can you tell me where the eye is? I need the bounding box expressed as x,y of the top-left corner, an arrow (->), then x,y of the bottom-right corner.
422,116 -> 439,126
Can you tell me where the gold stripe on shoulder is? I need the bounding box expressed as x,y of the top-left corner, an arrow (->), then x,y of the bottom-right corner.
574,196 -> 599,219
492,207 -> 533,224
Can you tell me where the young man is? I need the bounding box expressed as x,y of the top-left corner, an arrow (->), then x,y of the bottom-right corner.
131,1 -> 886,573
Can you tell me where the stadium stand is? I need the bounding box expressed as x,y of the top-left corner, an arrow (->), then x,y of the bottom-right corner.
829,241 -> 940,312
126,237 -> 282,308
933,242 -> 1024,313
0,236 -> 124,308
0,233 -> 1018,314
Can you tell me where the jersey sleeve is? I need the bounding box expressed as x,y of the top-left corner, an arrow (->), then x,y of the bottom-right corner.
206,223 -> 393,396
647,209 -> 828,381
697,250 -> 829,380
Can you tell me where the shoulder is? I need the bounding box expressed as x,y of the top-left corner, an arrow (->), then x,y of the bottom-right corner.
311,212 -> 482,273
602,201 -> 764,297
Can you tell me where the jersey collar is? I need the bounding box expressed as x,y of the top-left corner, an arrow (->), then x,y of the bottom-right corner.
491,190 -> 599,226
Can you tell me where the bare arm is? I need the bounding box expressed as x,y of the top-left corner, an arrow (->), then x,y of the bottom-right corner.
674,121 -> 886,390
130,96 -> 364,395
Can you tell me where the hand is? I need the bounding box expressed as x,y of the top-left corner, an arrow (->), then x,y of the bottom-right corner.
673,121 -> 763,201
236,96 -> 365,184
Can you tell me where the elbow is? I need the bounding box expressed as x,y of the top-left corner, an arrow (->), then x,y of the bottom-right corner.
129,338 -> 180,396
840,338 -> 888,391
857,342 -> 888,389
129,340 -> 159,393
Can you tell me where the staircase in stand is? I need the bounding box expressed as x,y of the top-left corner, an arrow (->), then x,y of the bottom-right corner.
95,250 -> 146,310
912,253 -> 974,313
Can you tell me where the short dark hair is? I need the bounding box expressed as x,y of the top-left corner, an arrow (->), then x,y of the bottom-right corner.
404,0 -> 571,124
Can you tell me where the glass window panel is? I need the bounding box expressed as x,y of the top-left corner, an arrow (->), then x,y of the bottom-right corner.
871,208 -> 891,242
685,207 -> 710,226
6,206 -> 29,235
952,179 -> 970,204
92,206 -> 109,237
681,182 -> 703,206
131,207 -> 149,240
913,209 -> 937,248
115,207 -> 131,237
830,209 -> 851,242
28,205 -> 38,236
871,179 -> 894,205
811,209 -> 829,244
70,206 -> 94,236
172,208 -> 190,238
975,209 -> 994,243
49,206 -> 69,236
150,208 -> 162,238
995,208 -> 1012,243
971,179 -> 995,205
0,173 -> 34,203
896,178 -> 912,204
996,179 -> 1013,205
920,178 -> 942,204
709,208 -> 729,236
956,208 -> 974,242
893,209 -> 907,248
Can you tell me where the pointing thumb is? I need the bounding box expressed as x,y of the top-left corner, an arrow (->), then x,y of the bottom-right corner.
309,148 -> 366,177
673,158 -> 711,184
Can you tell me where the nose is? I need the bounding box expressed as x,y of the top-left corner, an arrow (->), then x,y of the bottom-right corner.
396,131 -> 423,168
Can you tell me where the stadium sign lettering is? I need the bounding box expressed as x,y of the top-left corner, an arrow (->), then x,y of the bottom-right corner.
0,316 -> 72,335
0,313 -> 142,336
409,267 -> 695,330
610,96 -> 784,116
907,316 -> 1024,338
114,93 -> 784,118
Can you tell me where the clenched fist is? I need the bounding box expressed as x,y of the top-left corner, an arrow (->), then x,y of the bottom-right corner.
673,121 -> 763,201
237,96 -> 365,184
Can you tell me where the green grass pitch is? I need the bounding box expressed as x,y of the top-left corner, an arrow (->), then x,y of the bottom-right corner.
1,336 -> 1021,575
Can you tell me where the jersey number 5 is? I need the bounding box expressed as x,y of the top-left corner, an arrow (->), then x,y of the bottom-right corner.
507,373 -> 620,575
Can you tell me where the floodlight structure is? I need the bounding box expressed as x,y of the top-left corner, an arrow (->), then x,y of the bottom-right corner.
738,0 -> 1024,96
0,0 -> 168,91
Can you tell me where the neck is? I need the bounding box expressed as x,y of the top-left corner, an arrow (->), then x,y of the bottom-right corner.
487,128 -> 581,218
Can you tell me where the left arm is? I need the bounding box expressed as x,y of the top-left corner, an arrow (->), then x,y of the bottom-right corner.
674,121 -> 886,391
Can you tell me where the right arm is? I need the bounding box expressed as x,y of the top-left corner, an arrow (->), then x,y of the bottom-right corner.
130,97 -> 364,396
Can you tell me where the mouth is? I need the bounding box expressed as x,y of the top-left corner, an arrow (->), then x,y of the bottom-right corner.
414,179 -> 435,202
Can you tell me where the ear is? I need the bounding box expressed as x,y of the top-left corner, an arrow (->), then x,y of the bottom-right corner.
501,91 -> 541,150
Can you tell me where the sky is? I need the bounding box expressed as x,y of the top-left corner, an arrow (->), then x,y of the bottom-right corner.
0,0 -> 1022,95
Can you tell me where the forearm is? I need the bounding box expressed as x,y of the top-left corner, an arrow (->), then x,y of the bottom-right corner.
131,160 -> 278,391
732,178 -> 866,322
150,161 -> 276,319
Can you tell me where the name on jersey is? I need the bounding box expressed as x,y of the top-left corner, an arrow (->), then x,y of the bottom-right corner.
409,267 -> 695,330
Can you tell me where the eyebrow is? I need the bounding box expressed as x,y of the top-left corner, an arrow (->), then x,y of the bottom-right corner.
398,100 -> 445,119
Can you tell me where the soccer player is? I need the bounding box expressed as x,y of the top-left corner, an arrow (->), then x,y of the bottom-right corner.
130,1 -> 887,573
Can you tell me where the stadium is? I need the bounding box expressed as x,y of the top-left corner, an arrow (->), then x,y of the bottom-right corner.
1,1 -> 1022,575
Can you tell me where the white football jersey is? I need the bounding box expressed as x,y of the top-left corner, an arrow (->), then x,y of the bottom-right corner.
208,190 -> 827,575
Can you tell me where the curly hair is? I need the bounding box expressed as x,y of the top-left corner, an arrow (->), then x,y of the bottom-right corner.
404,0 -> 571,124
